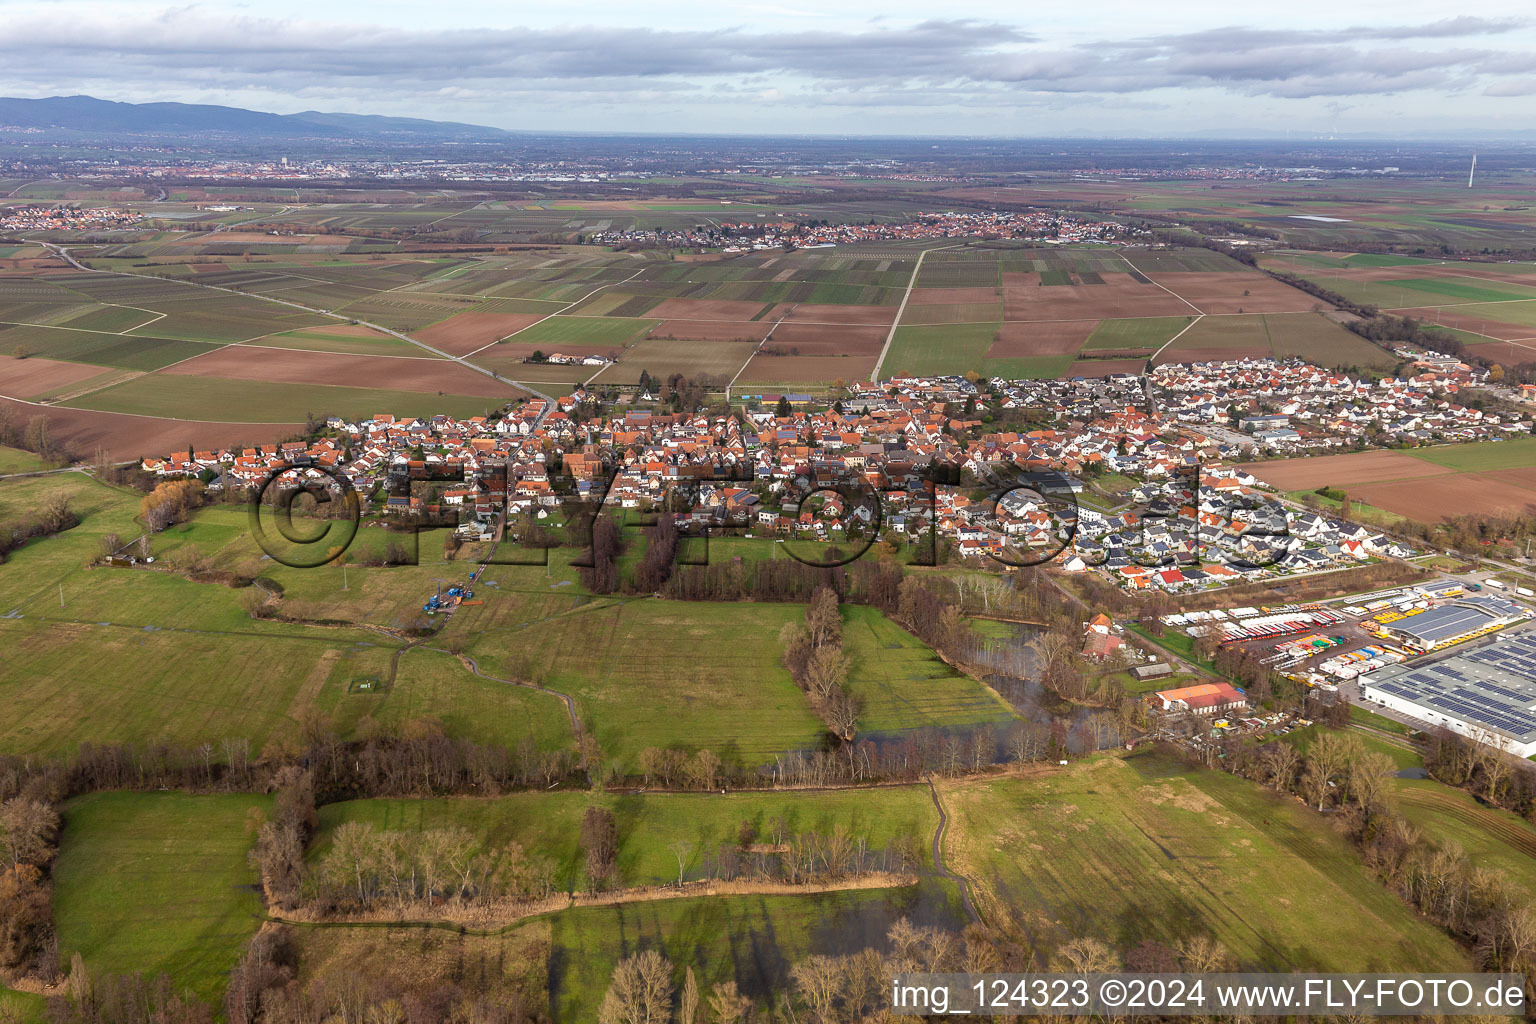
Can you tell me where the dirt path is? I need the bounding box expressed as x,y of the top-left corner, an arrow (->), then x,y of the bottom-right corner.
450,650 -> 592,784
926,775 -> 981,925
268,871 -> 918,936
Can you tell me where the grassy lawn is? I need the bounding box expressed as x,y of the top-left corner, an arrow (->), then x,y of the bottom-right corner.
1286,489 -> 1407,529
1394,780 -> 1536,892
52,792 -> 271,1003
841,604 -> 1017,734
0,989 -> 45,1024
313,785 -> 938,891
1349,703 -> 1411,734
1125,623 -> 1214,673
941,755 -> 1470,970
0,618 -> 373,755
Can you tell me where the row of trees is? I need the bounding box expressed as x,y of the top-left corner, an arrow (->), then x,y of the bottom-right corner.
1424,727 -> 1536,820
780,587 -> 861,742
0,407 -> 70,464
0,722 -> 579,813
591,918 -> 1238,1024
0,796 -> 60,975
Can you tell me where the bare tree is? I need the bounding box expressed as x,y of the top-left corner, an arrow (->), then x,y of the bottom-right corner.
598,950 -> 675,1024
679,967 -> 700,1024
0,799 -> 60,869
708,981 -> 751,1024
670,841 -> 693,886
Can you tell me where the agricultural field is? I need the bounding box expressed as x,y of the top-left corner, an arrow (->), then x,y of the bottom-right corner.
867,244 -> 1400,377
457,597 -> 827,770
64,373 -> 513,422
1240,439 -> 1536,520
941,755 -> 1469,969
52,792 -> 271,1002
841,605 -> 1017,734
1152,312 -> 1395,369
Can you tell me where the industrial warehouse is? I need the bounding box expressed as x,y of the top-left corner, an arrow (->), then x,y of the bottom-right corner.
1359,631 -> 1536,757
1375,594 -> 1528,651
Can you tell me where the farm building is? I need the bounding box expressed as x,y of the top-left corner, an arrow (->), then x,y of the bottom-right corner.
1359,631 -> 1536,757
1152,681 -> 1247,715
1131,662 -> 1173,682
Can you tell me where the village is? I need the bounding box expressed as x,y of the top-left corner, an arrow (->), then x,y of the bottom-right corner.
586,209 -> 1138,251
0,203 -> 142,232
137,353 -> 1531,593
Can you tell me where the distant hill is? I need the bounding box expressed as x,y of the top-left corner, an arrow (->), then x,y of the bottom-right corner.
0,95 -> 511,142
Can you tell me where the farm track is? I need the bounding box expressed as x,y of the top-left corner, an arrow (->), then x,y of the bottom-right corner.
263,871 -> 919,937
925,775 -> 980,925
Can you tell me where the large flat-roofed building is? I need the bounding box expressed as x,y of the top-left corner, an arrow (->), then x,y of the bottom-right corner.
1359,631 -> 1536,757
1384,595 -> 1526,651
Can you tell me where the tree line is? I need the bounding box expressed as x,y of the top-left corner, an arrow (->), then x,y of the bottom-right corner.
780,587 -> 861,743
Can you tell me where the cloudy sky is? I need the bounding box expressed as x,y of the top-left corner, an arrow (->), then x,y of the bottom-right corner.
3,0 -> 1536,135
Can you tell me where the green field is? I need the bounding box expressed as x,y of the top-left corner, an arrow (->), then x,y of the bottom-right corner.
943,755 -> 1469,969
880,321 -> 997,377
459,597 -> 825,770
1388,277 -> 1536,304
1156,312 -> 1394,369
0,445 -> 49,474
0,480 -> 578,755
52,792 -> 270,1001
1405,435 -> 1536,471
842,605 -> 1017,733
1082,316 -> 1194,350
0,322 -> 221,370
1395,779 -> 1536,892
65,374 -> 510,422
254,327 -> 430,357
